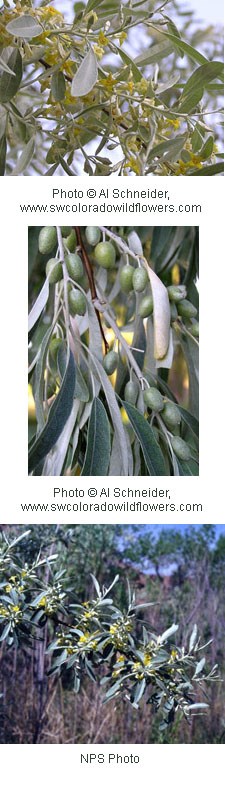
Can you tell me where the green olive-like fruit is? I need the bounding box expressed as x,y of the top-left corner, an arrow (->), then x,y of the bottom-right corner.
120,265 -> 134,293
61,226 -> 72,238
161,402 -> 181,429
85,226 -> 101,246
177,299 -> 198,319
68,289 -> 86,316
139,294 -> 153,318
133,267 -> 148,292
64,230 -> 76,252
171,436 -> 191,461
124,380 -> 139,405
167,285 -> 186,303
38,226 -> 57,254
143,387 -> 164,411
46,258 -> 63,284
49,337 -> 63,363
65,252 -> 84,281
188,321 -> 199,338
94,241 -> 116,269
103,350 -> 118,375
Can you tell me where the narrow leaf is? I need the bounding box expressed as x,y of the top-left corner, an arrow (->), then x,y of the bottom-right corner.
28,277 -> 49,332
114,45 -> 142,82
122,400 -> 166,476
189,163 -> 224,176
144,263 -> 170,360
0,134 -> 6,176
11,136 -> 35,175
71,48 -> 98,97
0,55 -> 16,75
189,624 -> 198,652
28,350 -> 76,473
82,397 -> 110,476
93,356 -> 130,475
51,71 -> 66,102
182,62 -> 224,99
0,48 -> 22,102
188,703 -> 209,711
194,657 -> 206,677
160,623 -> 179,643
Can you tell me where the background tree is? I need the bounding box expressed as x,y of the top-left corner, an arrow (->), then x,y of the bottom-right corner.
0,0 -> 223,176
28,224 -> 199,476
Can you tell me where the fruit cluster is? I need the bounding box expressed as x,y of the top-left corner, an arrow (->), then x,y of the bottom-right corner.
36,225 -> 198,465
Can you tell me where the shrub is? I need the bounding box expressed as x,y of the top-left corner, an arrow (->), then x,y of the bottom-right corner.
0,1 -> 223,176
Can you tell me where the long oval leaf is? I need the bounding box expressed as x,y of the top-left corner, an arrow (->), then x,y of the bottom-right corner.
28,350 -> 76,473
144,263 -> 170,360
82,398 -> 110,476
28,277 -> 49,332
0,134 -> 6,176
71,48 -> 98,97
122,400 -> 166,476
11,136 -> 35,175
93,356 -> 130,476
182,61 -> 224,99
0,47 -> 22,102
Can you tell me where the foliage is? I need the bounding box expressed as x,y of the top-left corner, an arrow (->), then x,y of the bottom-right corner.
0,528 -> 219,734
0,0 -> 223,176
28,224 -> 199,476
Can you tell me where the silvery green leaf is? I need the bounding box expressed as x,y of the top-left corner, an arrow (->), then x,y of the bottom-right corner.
93,356 -> 130,476
160,623 -> 179,643
6,15 -> 43,39
71,48 -> 98,97
128,230 -> 143,257
188,703 -> 209,711
156,327 -> 174,369
0,47 -> 22,102
28,277 -> 49,332
11,137 -> 35,175
189,623 -> 198,652
194,657 -> 206,677
145,264 -> 170,361
0,55 -> 15,75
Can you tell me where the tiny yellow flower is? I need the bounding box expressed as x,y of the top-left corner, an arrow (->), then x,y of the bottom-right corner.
143,653 -> 152,666
127,81 -> 134,94
98,31 -> 109,46
38,597 -> 47,608
93,45 -> 104,59
118,32 -> 127,45
78,633 -> 90,644
138,78 -> 148,94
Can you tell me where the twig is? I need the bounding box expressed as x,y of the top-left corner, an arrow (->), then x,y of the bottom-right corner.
74,227 -> 108,354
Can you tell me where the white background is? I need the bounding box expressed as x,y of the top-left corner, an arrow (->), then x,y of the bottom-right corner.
1,173 -> 225,776
1,0 -> 225,773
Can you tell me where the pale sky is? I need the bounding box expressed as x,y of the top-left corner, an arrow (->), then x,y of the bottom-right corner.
194,0 -> 223,23
54,1 -> 223,25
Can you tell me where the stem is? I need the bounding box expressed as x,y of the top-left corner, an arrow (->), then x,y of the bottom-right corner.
94,299 -> 145,388
74,227 -> 108,354
56,227 -> 70,353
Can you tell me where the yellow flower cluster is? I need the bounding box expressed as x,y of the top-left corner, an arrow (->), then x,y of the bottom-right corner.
124,157 -> 141,176
175,153 -> 203,175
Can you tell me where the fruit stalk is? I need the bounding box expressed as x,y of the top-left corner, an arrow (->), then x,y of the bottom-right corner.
74,226 -> 108,353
